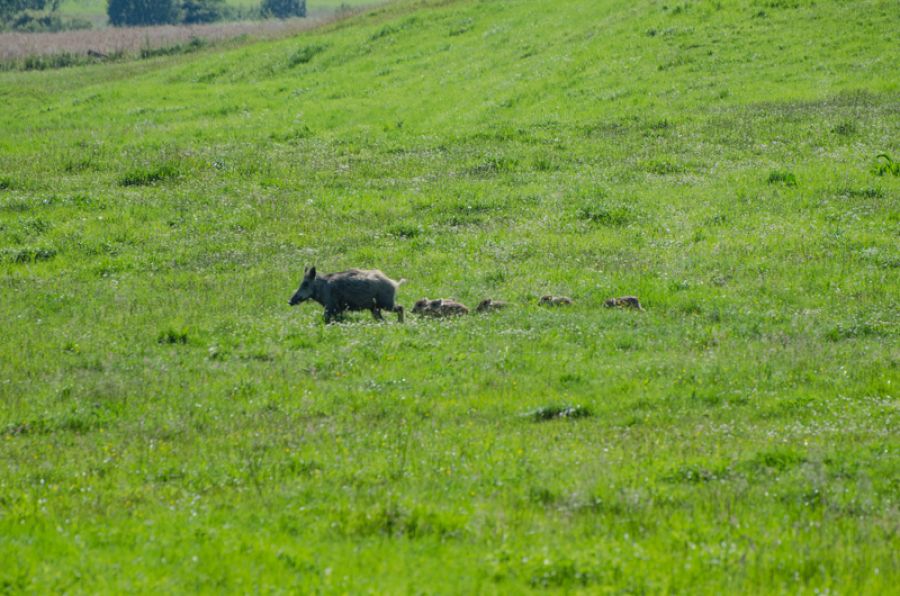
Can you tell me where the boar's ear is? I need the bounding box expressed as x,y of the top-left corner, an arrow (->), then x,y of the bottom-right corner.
307,266 -> 316,279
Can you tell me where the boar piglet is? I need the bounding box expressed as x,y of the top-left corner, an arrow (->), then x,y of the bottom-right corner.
411,298 -> 469,317
476,299 -> 508,313
539,295 -> 573,306
290,267 -> 405,323
604,296 -> 644,310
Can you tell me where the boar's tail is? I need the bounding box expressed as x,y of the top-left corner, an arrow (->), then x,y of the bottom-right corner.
395,278 -> 407,286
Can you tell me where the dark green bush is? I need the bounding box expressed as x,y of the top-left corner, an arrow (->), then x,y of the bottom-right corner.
108,0 -> 178,27
261,0 -> 305,19
180,0 -> 223,24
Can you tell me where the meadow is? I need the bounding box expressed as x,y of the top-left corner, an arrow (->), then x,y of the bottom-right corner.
0,0 -> 898,592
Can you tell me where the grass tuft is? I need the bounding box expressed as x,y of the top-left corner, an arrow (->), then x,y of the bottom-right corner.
288,43 -> 327,66
524,405 -> 592,422
157,327 -> 190,345
767,169 -> 798,186
872,154 -> 899,177
118,163 -> 180,186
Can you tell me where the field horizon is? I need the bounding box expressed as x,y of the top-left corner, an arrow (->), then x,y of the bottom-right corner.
1,0 -> 897,592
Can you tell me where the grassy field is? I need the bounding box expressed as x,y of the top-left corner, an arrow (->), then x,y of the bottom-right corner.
1,0 -> 898,592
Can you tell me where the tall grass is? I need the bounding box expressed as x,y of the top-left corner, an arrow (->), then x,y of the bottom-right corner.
0,4 -> 374,68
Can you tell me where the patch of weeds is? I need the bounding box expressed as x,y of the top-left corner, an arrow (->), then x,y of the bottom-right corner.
207,345 -> 228,360
467,156 -> 519,177
0,198 -> 29,212
767,169 -> 798,186
2,422 -> 33,437
140,37 -> 206,60
370,24 -> 400,41
558,372 -> 585,387
575,200 -> 632,226
779,488 -> 825,509
278,458 -> 323,477
289,44 -> 327,67
270,126 -> 314,143
388,223 -> 422,238
19,52 -> 90,71
825,321 -> 886,341
369,17 -> 419,42
528,486 -> 558,506
871,154 -> 899,177
531,156 -> 559,172
338,501 -> 464,539
1,246 -> 57,264
63,156 -> 100,173
832,120 -> 856,136
524,405 -> 592,422
663,463 -> 729,484
529,559 -> 597,589
157,327 -> 190,345
8,403 -> 115,436
118,162 -> 180,186
745,448 -> 806,472
761,395 -> 815,419
657,55 -> 694,71
20,217 -> 50,235
839,187 -> 882,199
238,350 -> 274,362
449,18 -> 474,36
647,118 -> 671,132
643,158 -> 685,175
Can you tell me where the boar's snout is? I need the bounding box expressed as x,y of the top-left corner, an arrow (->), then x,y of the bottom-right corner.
289,285 -> 312,306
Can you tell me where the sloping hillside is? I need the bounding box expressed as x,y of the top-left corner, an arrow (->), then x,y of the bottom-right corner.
0,0 -> 897,592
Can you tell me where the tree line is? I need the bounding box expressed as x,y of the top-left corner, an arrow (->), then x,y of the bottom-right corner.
108,0 -> 306,26
0,0 -> 306,31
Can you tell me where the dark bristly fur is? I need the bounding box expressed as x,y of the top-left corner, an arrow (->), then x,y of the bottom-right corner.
289,267 -> 405,323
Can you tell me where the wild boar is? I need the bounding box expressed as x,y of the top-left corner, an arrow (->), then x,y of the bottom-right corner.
604,296 -> 644,310
289,267 -> 405,323
539,295 -> 573,306
411,298 -> 469,317
475,299 -> 508,313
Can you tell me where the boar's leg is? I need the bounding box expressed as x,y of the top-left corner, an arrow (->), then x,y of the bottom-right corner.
371,306 -> 385,321
393,305 -> 404,323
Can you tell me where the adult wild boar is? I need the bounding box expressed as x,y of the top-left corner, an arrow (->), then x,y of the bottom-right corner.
289,267 -> 405,323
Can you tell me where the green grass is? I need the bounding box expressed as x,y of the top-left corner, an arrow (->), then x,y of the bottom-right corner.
1,0 -> 898,592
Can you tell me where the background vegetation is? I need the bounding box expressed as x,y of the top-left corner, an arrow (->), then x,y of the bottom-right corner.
0,0 -> 897,592
2,0 -> 356,30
